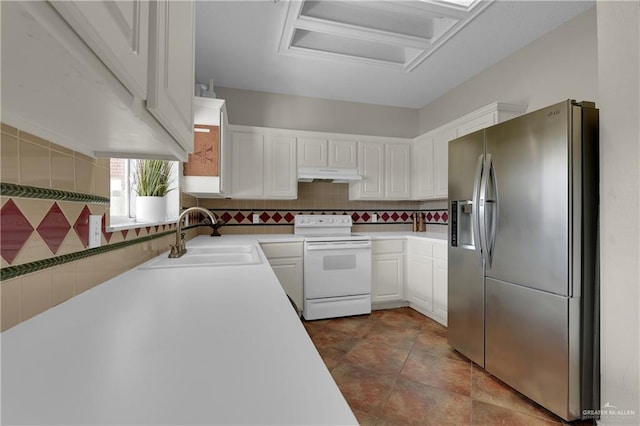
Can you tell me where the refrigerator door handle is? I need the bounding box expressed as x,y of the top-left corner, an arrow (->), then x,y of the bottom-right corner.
472,154 -> 484,265
479,154 -> 492,267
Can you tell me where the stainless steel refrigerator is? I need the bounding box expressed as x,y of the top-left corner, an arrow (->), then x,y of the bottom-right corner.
448,100 -> 599,421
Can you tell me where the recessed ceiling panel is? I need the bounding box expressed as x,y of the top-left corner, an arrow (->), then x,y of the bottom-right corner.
279,0 -> 493,71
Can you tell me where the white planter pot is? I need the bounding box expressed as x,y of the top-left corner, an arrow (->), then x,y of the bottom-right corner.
136,196 -> 166,223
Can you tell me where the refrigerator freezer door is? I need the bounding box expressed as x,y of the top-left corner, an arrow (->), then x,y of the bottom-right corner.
485,278 -> 581,420
448,130 -> 486,366
484,101 -> 570,296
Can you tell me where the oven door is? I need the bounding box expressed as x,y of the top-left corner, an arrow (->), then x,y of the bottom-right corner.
304,240 -> 372,299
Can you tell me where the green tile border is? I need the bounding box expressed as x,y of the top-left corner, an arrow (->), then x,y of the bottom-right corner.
0,182 -> 110,204
0,226 -> 201,281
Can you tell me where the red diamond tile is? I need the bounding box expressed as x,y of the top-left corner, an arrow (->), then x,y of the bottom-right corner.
381,213 -> 390,222
434,212 -> 441,221
361,213 -> 371,222
260,212 -> 271,223
272,212 -> 283,223
73,205 -> 91,248
1,199 -> 35,264
135,228 -> 141,236
400,213 -> 409,221
351,213 -> 360,222
221,212 -> 233,223
426,212 -> 433,221
104,231 -> 113,243
146,226 -> 152,234
36,202 -> 71,254
442,212 -> 449,222
154,226 -> 160,233
122,230 -> 129,240
233,212 -> 245,223
391,212 -> 400,222
284,212 -> 294,223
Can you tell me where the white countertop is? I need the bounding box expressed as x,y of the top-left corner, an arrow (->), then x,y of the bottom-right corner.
354,231 -> 448,241
1,235 -> 355,425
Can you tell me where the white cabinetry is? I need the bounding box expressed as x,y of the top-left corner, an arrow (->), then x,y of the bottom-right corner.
232,130 -> 297,199
350,142 -> 411,200
3,1 -> 195,160
411,102 -> 526,200
371,240 -> 405,304
182,98 -> 231,198
406,238 -> 448,326
260,242 -> 304,316
50,1 -> 150,99
297,138 -> 356,169
147,0 -> 195,151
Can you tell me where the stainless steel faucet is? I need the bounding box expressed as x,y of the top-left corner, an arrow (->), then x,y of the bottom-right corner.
169,207 -> 218,258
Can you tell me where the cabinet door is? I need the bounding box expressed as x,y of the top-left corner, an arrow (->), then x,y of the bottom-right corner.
385,143 -> 411,199
351,142 -> 384,199
265,136 -> 297,199
412,135 -> 434,199
328,140 -> 357,168
407,256 -> 434,313
184,125 -> 218,177
433,127 -> 457,198
147,0 -> 195,152
268,257 -> 303,314
433,259 -> 448,326
232,133 -> 264,198
51,1 -> 149,100
372,254 -> 404,302
297,138 -> 327,167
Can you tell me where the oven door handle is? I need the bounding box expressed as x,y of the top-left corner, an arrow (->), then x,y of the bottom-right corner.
305,242 -> 372,251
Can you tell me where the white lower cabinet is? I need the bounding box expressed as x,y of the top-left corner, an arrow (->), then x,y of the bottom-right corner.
406,238 -> 448,326
260,242 -> 304,315
371,240 -> 405,303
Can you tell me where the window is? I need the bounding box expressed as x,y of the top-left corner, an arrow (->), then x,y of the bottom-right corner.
109,158 -> 180,229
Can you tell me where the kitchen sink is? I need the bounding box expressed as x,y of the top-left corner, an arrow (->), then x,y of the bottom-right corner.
140,245 -> 262,269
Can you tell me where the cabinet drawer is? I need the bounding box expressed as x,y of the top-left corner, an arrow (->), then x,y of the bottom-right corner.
372,239 -> 404,254
407,238 -> 433,257
434,242 -> 448,261
260,242 -> 303,259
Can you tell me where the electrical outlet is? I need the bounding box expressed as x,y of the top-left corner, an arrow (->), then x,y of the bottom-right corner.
88,215 -> 102,248
372,213 -> 378,223
253,214 -> 259,224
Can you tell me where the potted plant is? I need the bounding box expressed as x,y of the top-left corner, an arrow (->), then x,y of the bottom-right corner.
133,159 -> 175,223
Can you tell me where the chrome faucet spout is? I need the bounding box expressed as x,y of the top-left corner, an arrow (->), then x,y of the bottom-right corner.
168,207 -> 218,258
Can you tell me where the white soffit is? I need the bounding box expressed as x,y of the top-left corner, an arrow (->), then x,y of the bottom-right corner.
278,0 -> 494,71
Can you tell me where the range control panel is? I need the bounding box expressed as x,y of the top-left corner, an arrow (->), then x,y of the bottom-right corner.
294,214 -> 352,228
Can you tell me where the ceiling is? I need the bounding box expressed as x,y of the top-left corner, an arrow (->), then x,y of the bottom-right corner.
194,0 -> 594,109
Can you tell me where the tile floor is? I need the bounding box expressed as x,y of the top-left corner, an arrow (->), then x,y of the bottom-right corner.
302,307 -> 596,426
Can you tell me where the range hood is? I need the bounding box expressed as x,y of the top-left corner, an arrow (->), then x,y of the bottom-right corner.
297,167 -> 362,183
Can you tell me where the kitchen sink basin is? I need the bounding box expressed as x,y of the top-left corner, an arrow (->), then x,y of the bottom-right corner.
140,245 -> 262,269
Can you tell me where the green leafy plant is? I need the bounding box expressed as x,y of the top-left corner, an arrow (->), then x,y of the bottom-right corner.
133,160 -> 175,197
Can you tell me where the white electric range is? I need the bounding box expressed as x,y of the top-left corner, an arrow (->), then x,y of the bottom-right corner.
294,215 -> 372,320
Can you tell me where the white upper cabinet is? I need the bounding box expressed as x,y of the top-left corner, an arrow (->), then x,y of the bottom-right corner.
349,141 -> 411,200
265,135 -> 297,198
412,133 -> 435,199
433,126 -> 458,199
147,0 -> 195,153
1,1 -> 195,161
328,140 -> 357,169
50,1 -> 149,99
232,129 -> 297,200
411,102 -> 526,200
350,142 -> 385,199
385,143 -> 411,200
297,138 -> 356,169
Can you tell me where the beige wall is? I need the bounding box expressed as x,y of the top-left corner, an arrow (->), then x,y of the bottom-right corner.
418,6 -> 598,133
596,1 -> 640,423
216,87 -> 419,138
